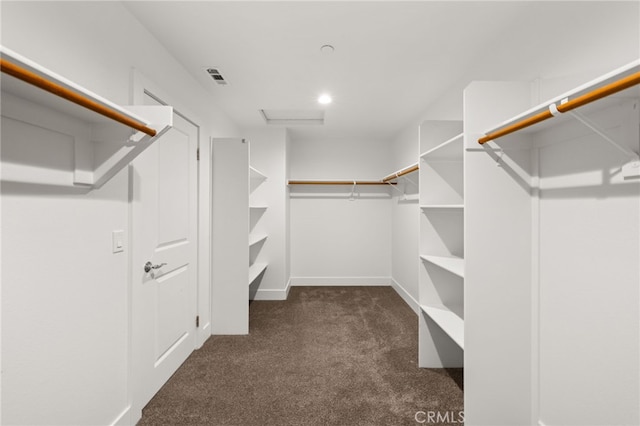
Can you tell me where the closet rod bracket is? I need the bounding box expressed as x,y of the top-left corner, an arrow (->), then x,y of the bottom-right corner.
554,105 -> 640,178
387,181 -> 405,198
565,109 -> 638,160
401,174 -> 418,187
349,180 -> 357,201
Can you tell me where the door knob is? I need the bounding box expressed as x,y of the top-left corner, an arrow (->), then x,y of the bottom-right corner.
144,261 -> 167,273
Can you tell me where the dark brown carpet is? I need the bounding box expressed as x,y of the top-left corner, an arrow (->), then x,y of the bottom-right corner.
138,286 -> 463,426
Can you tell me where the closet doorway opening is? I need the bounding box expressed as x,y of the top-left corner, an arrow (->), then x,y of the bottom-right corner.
130,85 -> 201,416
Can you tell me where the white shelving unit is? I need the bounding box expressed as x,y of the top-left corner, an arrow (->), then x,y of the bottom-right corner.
1,46 -> 172,189
211,142 -> 270,333
418,120 -> 465,368
249,165 -> 268,289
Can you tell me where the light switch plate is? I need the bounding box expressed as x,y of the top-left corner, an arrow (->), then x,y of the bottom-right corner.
112,230 -> 125,253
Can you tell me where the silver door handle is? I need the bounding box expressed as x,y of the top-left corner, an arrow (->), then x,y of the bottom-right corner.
144,261 -> 167,273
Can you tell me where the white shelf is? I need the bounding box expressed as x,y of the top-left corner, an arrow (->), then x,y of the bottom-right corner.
1,46 -> 172,189
249,205 -> 268,210
249,233 -> 268,247
482,59 -> 640,138
248,262 -> 268,285
420,255 -> 465,278
400,194 -> 419,201
421,305 -> 464,349
250,166 -> 267,193
249,166 -> 267,181
420,204 -> 464,209
420,133 -> 463,160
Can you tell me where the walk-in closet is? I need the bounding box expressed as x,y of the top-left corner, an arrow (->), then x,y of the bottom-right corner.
1,2 -> 638,425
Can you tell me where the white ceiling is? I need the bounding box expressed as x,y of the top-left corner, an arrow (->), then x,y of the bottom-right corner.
123,1 -> 638,142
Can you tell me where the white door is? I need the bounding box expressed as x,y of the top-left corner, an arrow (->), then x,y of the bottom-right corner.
131,93 -> 199,415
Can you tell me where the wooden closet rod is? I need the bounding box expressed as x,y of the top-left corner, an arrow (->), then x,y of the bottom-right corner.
381,163 -> 419,183
478,71 -> 640,144
0,58 -> 157,137
288,180 -> 396,185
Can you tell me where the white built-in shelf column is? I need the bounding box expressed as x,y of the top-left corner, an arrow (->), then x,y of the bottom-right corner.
418,121 -> 465,367
249,165 -> 268,289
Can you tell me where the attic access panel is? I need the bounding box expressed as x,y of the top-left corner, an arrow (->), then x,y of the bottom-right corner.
260,109 -> 324,125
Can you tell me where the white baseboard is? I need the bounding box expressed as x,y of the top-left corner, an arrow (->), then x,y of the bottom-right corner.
251,279 -> 292,301
390,278 -> 420,315
110,405 -> 131,426
289,276 -> 392,286
252,288 -> 288,300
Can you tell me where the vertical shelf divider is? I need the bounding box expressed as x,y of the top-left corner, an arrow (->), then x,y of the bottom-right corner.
418,120 -> 465,367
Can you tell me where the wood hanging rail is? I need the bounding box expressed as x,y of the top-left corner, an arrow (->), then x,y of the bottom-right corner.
289,162 -> 418,185
478,71 -> 640,144
288,180 -> 396,185
381,163 -> 419,182
0,58 -> 157,137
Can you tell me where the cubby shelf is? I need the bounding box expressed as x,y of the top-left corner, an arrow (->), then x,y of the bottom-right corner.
420,255 -> 465,278
249,233 -> 268,247
420,133 -> 464,160
1,46 -> 172,189
250,166 -> 267,181
248,262 -> 268,285
402,194 -> 420,201
421,305 -> 464,349
420,204 -> 464,209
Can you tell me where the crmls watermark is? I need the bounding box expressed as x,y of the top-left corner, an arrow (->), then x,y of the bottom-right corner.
415,410 -> 465,424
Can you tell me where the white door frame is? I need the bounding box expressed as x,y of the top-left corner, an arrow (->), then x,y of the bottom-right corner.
128,69 -> 211,423
131,68 -> 212,344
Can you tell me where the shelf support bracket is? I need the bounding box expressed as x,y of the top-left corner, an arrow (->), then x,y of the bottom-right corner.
550,101 -> 640,178
400,174 -> 418,187
386,181 -> 405,199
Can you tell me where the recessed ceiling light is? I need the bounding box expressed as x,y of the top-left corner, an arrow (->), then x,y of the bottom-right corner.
318,94 -> 332,105
320,44 -> 334,54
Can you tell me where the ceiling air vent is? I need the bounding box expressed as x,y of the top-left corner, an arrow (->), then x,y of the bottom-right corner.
206,68 -> 228,85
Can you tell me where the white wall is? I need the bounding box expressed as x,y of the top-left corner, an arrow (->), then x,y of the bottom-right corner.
289,136 -> 392,285
388,125 -> 420,312
387,71 -> 464,313
245,127 -> 290,300
536,101 -> 639,425
1,171 -> 130,426
1,2 -> 238,425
